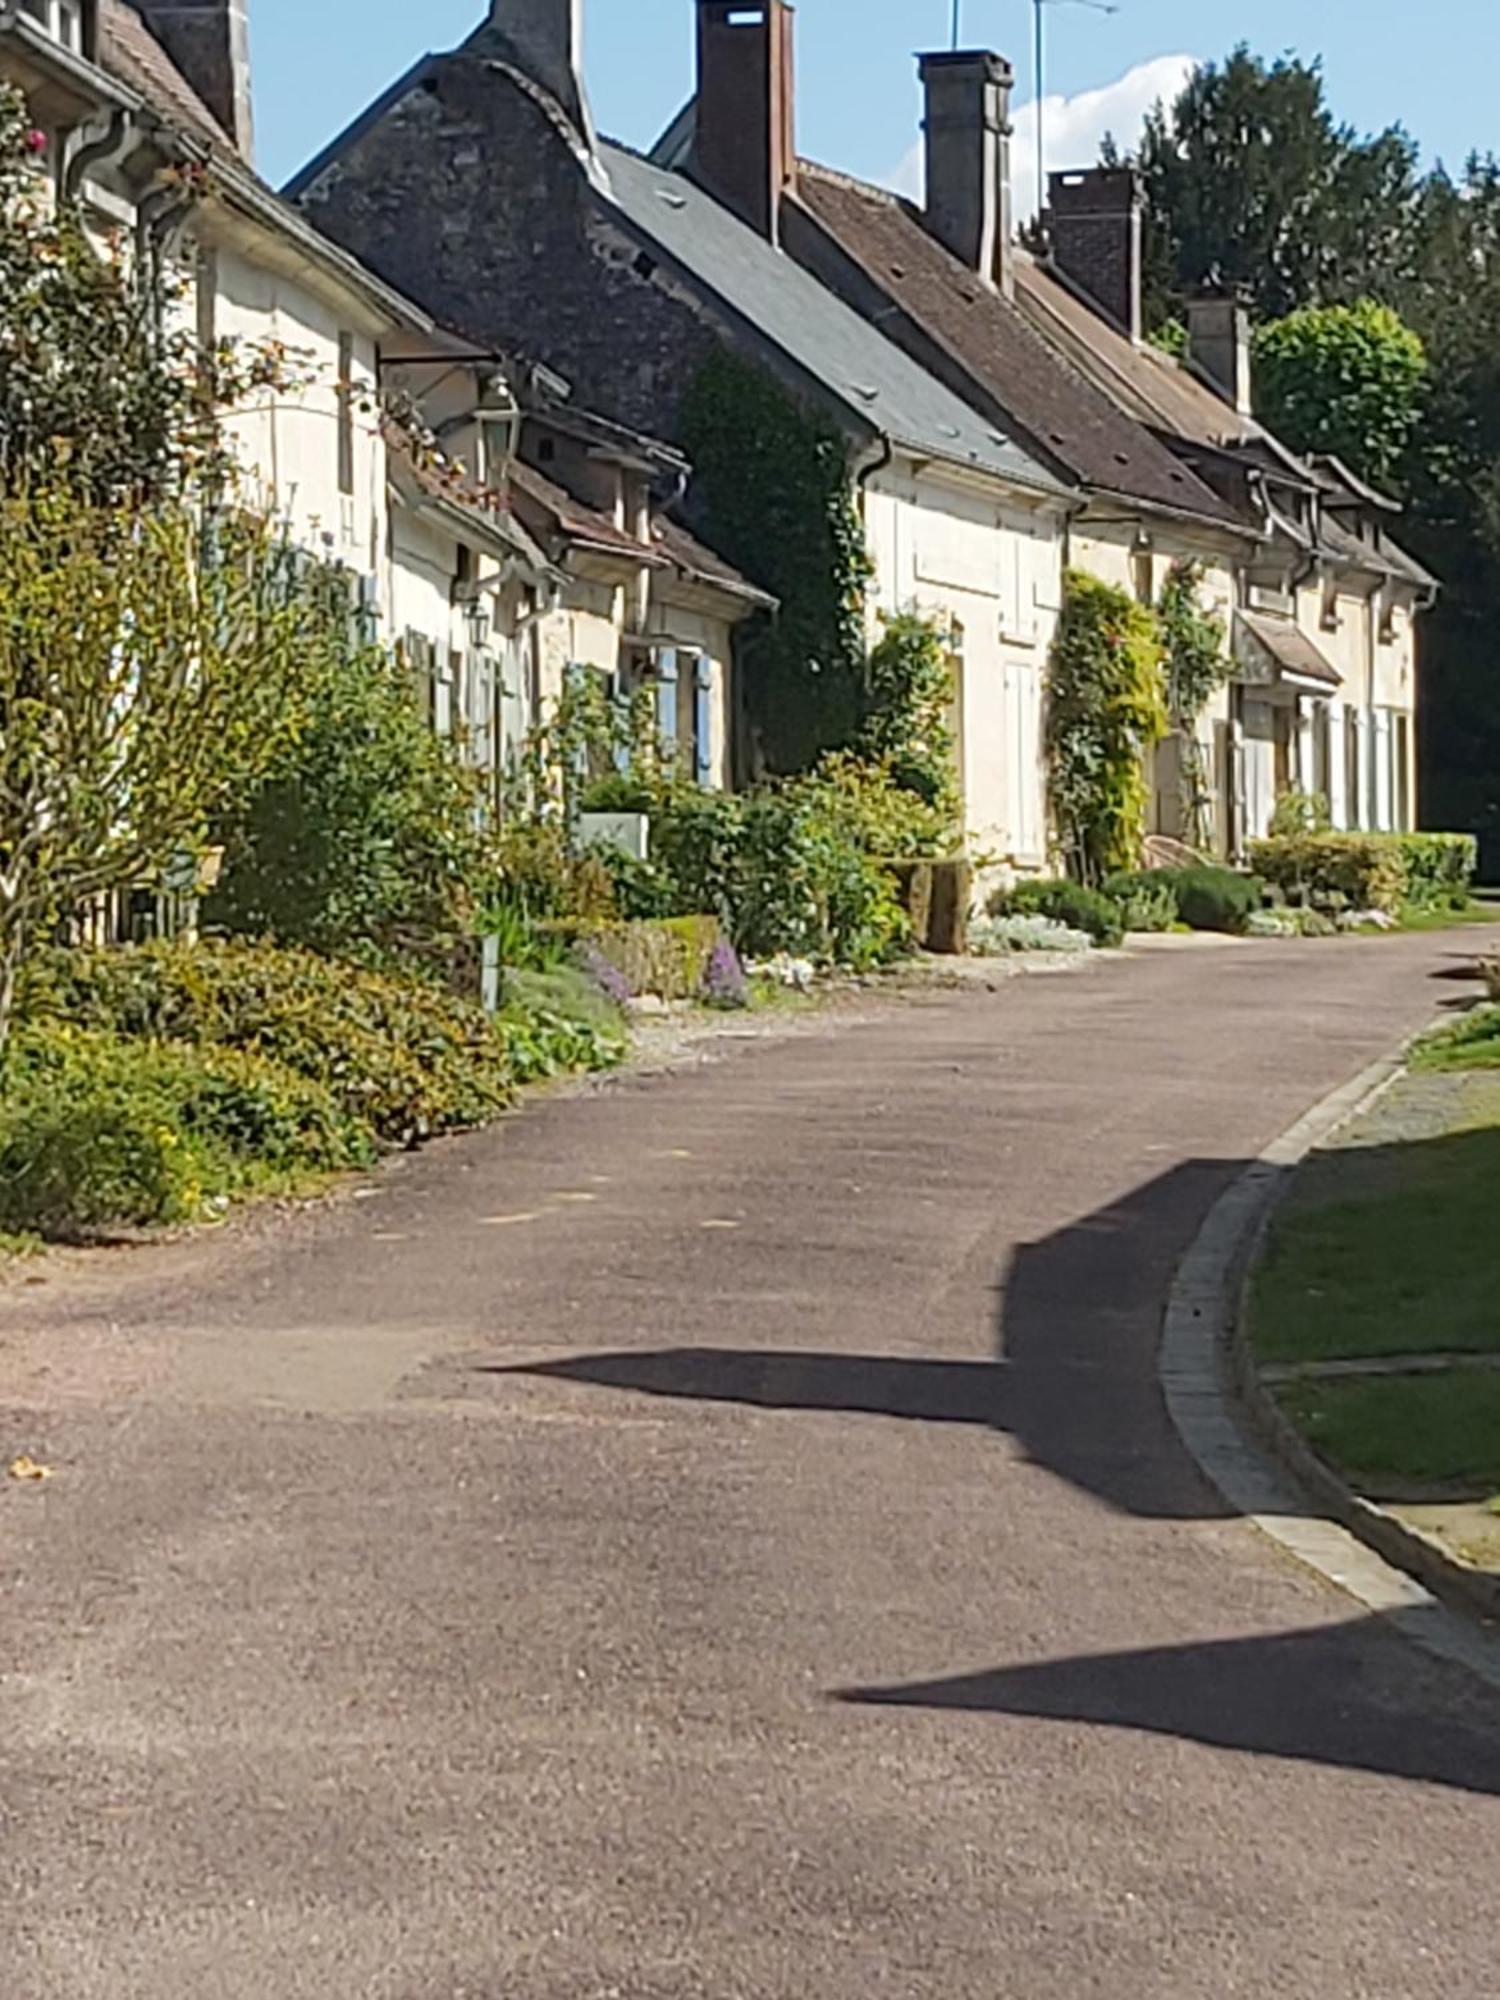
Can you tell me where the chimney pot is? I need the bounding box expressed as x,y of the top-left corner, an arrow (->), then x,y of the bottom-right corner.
693,0 -> 798,245
135,0 -> 254,160
1047,166 -> 1144,342
1186,285 -> 1254,417
916,49 -> 1015,298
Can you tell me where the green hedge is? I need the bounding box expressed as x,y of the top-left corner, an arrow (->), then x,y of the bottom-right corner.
1102,871 -> 1179,933
1106,865 -> 1261,933
1247,832 -> 1475,914
990,878 -> 1125,948
540,916 -> 723,1002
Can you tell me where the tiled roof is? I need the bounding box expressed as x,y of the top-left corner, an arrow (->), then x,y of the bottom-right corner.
651,515 -> 775,605
1012,252 -> 1264,456
96,0 -> 232,151
1236,610 -> 1342,690
596,141 -> 1070,501
509,460 -> 667,564
792,162 -> 1244,532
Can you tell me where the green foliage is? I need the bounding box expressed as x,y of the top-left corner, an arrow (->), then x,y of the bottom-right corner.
990,877 -> 1125,949
1269,790 -> 1334,837
1046,570 -> 1168,883
493,966 -> 627,1082
1133,47 -> 1422,326
1102,871 -> 1179,933
858,613 -> 961,819
1254,301 -> 1427,487
1173,866 -> 1262,933
680,350 -> 872,772
1157,562 -> 1229,849
0,1024 -> 371,1238
1249,833 -> 1409,914
0,485 -> 316,1052
1414,1006 -> 1500,1074
19,939 -> 517,1147
1391,832 -> 1479,907
537,916 -> 724,1003
208,614 -> 486,960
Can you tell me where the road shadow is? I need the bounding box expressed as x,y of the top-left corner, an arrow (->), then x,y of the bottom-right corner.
834,1614 -> 1500,1799
494,1155 -> 1240,1521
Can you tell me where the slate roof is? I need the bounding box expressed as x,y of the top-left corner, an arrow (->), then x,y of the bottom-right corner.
596,141 -> 1069,501
792,163 -> 1245,532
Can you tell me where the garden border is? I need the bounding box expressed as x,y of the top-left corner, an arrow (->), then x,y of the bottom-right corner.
1159,1035 -> 1500,1692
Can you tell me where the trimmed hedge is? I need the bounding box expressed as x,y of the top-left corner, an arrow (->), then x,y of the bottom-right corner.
540,916 -> 723,1001
1171,866 -> 1262,934
990,878 -> 1125,949
1245,832 -> 1472,915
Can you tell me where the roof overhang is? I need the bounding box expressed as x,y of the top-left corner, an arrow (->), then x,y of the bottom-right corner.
1234,609 -> 1341,698
0,10 -> 133,125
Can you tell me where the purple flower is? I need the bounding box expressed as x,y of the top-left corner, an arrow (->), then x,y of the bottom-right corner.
702,939 -> 749,1010
577,943 -> 632,1007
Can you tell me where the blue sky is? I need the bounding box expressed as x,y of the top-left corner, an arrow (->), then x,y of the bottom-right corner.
257,1 -> 1496,205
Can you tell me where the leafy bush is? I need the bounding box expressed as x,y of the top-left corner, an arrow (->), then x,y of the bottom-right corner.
970,914 -> 1093,955
1412,1006 -> 1500,1073
1249,834 -> 1409,914
858,614 -> 961,817
208,628 -> 487,962
1102,871 -> 1179,933
990,878 -> 1125,949
1392,833 -> 1478,908
1268,789 -> 1333,838
494,967 -> 627,1083
1246,905 -> 1338,938
1046,570 -> 1168,882
0,1025 -> 372,1238
1172,866 -> 1263,933
702,940 -> 750,1009
19,940 -> 517,1146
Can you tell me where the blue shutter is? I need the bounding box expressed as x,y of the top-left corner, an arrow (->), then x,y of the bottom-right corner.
655,648 -> 679,762
694,655 -> 715,787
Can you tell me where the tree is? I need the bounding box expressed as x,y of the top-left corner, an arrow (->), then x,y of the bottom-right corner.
1254,301 -> 1427,487
1134,48 -> 1419,325
0,490 -> 309,1053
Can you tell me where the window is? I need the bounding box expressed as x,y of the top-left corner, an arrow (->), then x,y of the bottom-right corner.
336,331 -> 355,499
21,0 -> 84,53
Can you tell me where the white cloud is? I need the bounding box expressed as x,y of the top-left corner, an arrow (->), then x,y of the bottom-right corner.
886,53 -> 1198,221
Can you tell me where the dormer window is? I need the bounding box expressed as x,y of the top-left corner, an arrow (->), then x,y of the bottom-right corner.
21,0 -> 85,54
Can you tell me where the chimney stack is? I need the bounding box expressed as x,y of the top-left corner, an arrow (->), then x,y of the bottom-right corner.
1047,167 -> 1144,342
916,50 -> 1015,298
1186,285 -> 1254,416
487,0 -> 594,143
135,0 -> 254,161
693,0 -> 797,245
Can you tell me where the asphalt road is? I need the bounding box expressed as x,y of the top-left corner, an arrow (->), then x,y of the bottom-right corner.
4,935 -> 1500,1998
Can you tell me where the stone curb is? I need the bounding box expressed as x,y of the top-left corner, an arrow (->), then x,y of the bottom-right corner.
1160,1039 -> 1500,1693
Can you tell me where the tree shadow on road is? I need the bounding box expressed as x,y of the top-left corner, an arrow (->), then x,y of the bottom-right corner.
492,1155 -> 1240,1522
834,1615 -> 1500,1798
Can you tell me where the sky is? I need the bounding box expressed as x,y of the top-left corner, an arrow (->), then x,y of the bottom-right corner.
255,1 -> 1498,210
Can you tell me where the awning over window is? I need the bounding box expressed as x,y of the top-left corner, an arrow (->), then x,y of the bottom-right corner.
1234,610 -> 1342,696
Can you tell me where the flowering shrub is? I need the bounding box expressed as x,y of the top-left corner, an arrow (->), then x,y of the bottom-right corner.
702,940 -> 749,1010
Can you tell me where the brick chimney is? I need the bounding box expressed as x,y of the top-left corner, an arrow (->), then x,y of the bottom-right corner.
1187,285 -> 1254,416
916,50 -> 1015,298
487,0 -> 594,143
693,0 -> 797,245
1047,167 -> 1144,341
135,0 -> 254,161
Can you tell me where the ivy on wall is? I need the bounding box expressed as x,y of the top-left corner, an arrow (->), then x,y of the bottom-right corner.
1158,560 -> 1230,851
680,350 -> 873,774
1046,569 -> 1168,882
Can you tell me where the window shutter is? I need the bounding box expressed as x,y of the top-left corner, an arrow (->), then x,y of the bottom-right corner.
693,655 -> 715,787
655,648 -> 679,760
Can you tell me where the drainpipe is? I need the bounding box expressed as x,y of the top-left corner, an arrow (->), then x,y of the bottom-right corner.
62,106 -> 134,202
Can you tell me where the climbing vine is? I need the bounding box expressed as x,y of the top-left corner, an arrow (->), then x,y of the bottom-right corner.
680,349 -> 873,774
858,611 -> 960,829
1158,559 -> 1230,851
1045,569 -> 1168,882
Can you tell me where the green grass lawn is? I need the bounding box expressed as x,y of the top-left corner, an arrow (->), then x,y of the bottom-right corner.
1251,1120 -> 1500,1363
1394,901 -> 1500,934
1277,1370 -> 1500,1497
1413,1006 -> 1500,1073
